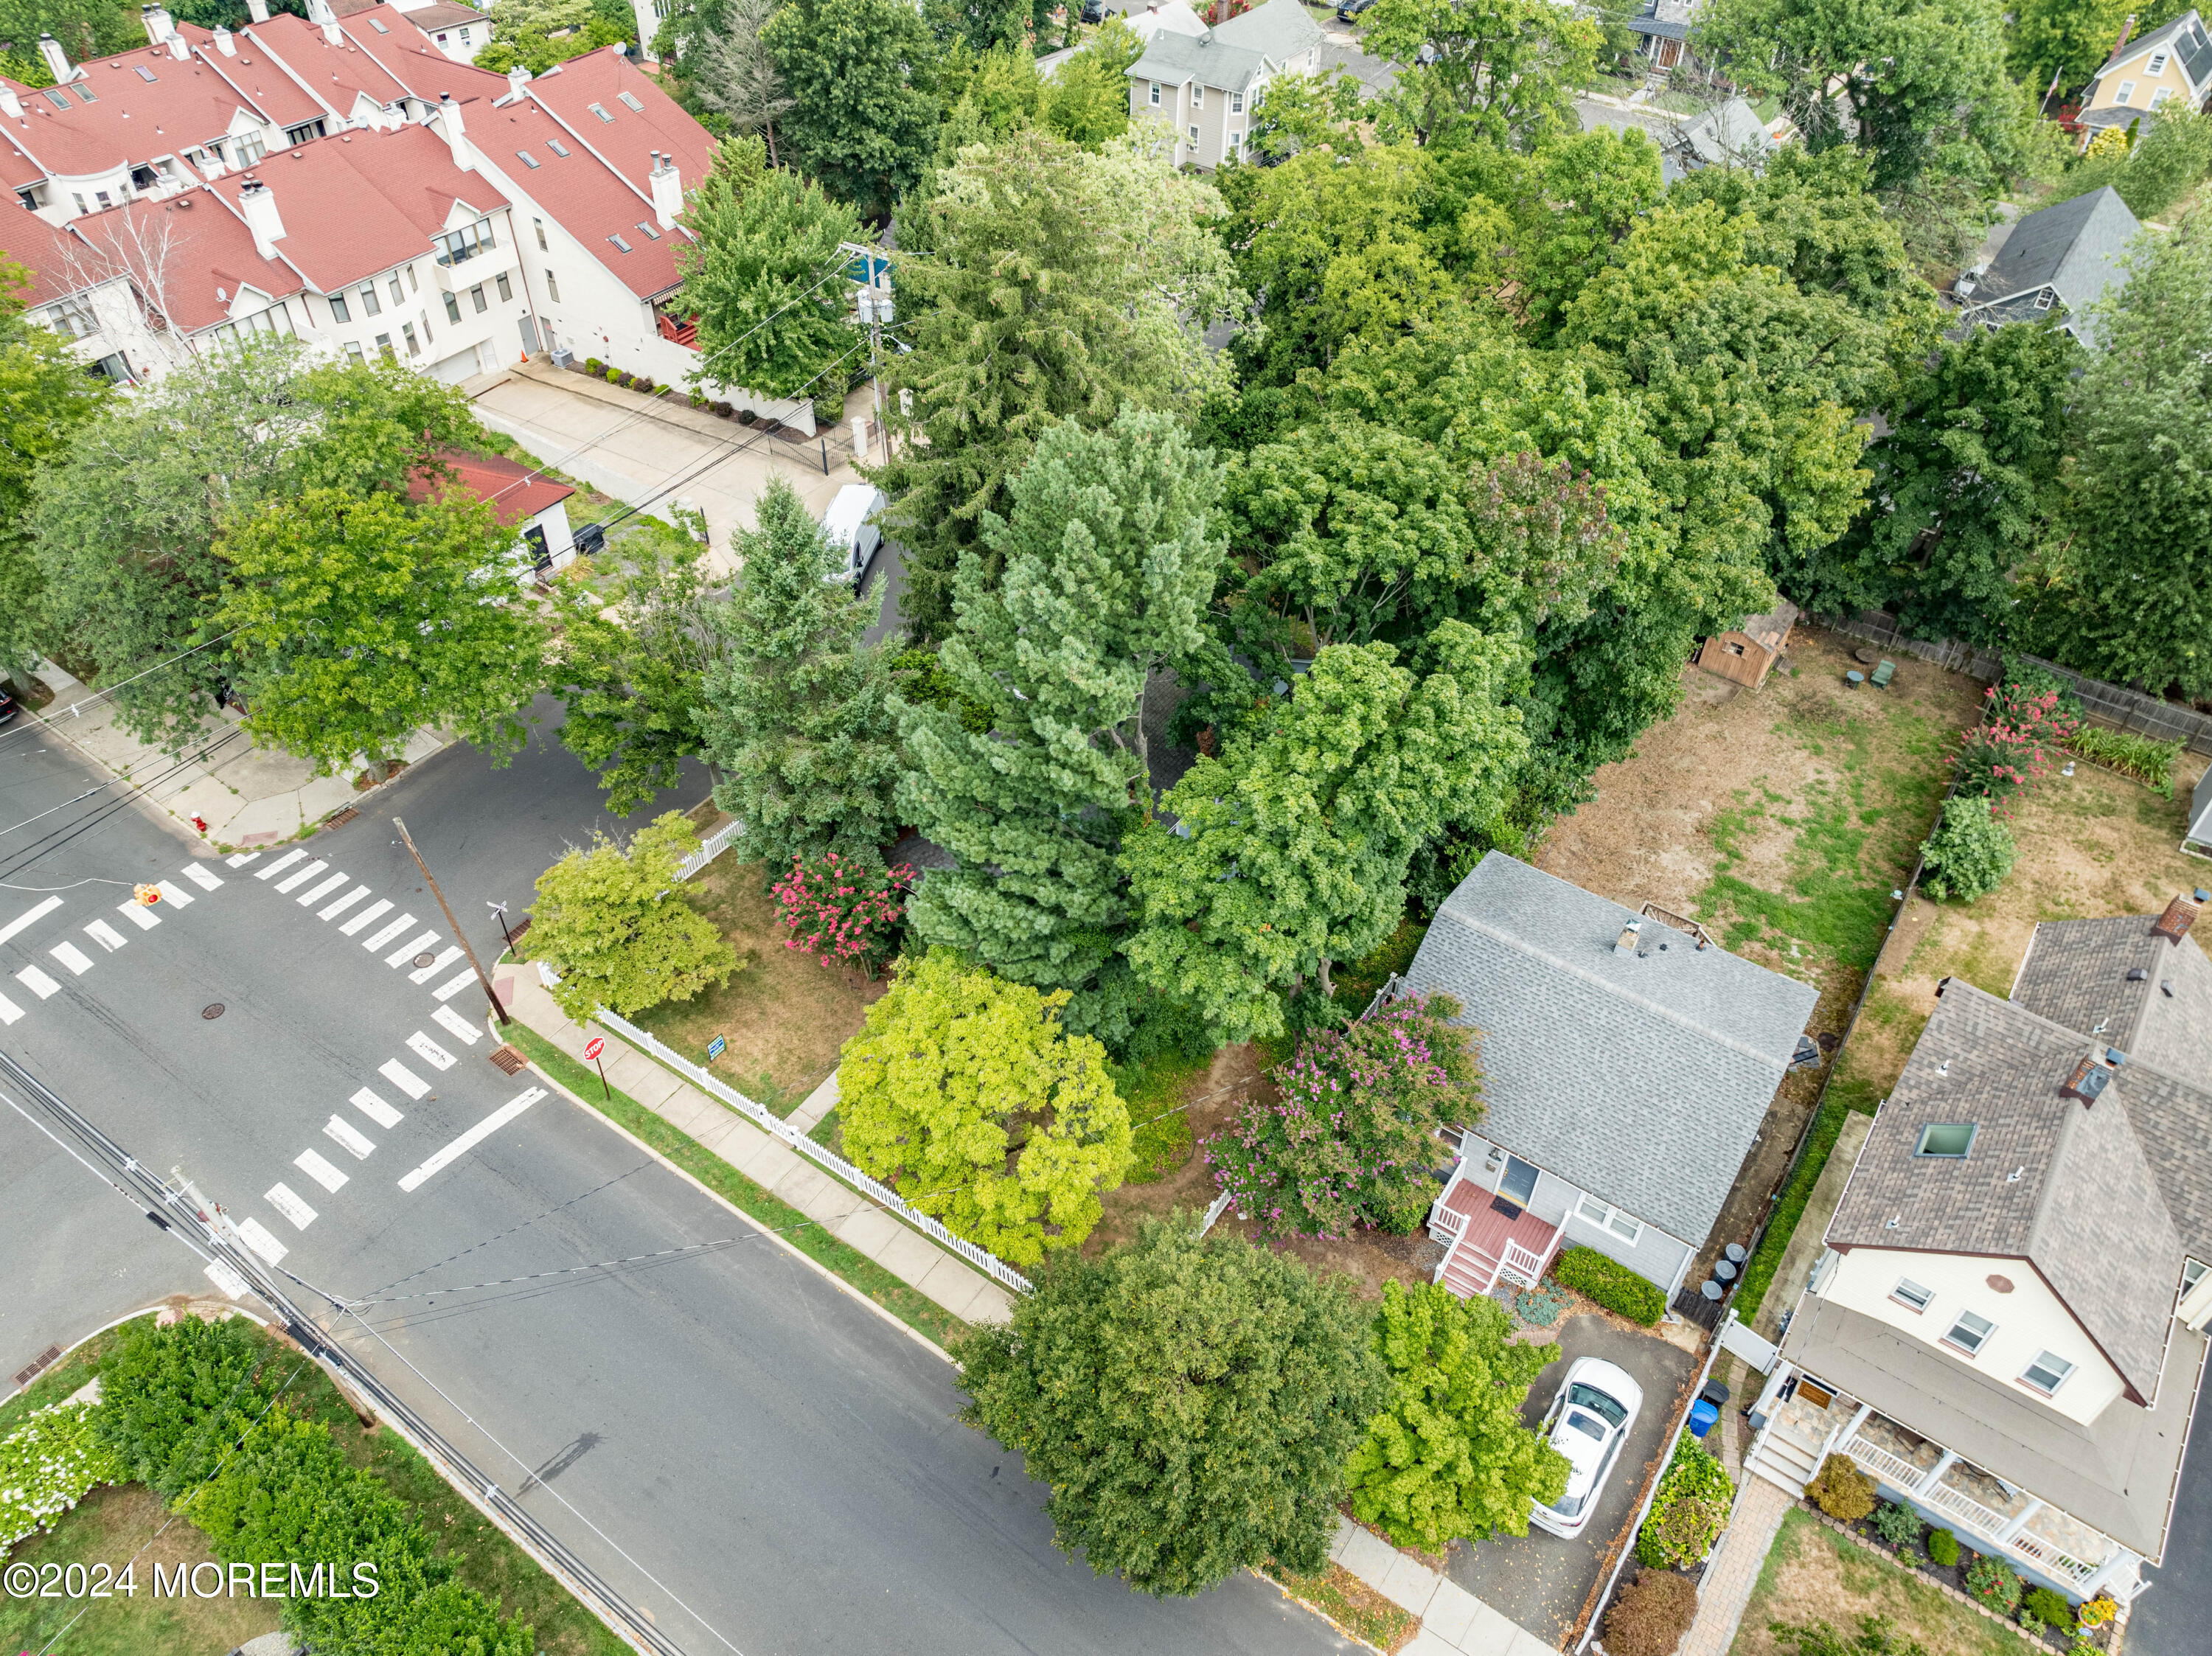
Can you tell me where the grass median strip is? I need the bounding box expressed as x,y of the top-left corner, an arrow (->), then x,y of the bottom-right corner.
503,1025 -> 973,1351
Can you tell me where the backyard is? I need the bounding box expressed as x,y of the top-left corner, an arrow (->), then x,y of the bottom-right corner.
1730,1507 -> 2028,1656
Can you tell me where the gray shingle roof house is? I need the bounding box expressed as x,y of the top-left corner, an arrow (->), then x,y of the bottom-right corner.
1127,0 -> 1322,170
1399,852 -> 1818,1302
1745,895 -> 2212,1605
1957,187 -> 2140,345
1666,97 -> 1773,175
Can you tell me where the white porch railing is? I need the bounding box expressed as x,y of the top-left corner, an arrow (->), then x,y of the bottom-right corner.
1916,1471 -> 2011,1539
2009,1531 -> 2098,1586
1499,1239 -> 1548,1287
1841,1432 -> 2103,1588
1842,1433 -> 1925,1494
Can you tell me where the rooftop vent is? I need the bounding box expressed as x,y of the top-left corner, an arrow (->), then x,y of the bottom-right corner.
2062,1054 -> 2113,1106
1613,919 -> 1641,957
2163,979 -> 2177,997
2152,894 -> 2199,942
2127,967 -> 2149,981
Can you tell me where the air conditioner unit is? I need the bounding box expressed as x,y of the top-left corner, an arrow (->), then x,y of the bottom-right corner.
549,346 -> 574,368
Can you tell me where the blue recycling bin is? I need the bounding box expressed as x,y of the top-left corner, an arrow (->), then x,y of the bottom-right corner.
1687,1397 -> 1721,1438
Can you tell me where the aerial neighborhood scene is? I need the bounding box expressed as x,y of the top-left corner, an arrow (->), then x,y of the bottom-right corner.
4,0 -> 2212,1646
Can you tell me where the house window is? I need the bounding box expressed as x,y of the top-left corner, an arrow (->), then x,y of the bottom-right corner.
2152,86 -> 2173,108
608,233 -> 633,252
401,321 -> 420,357
41,88 -> 71,111
1192,84 -> 1203,108
72,83 -> 93,103
2147,50 -> 2168,74
1149,82 -> 1161,107
437,221 -> 494,266
134,65 -> 157,83
1188,124 -> 1200,145
2020,1351 -> 2076,1395
545,270 -> 559,302
285,120 -> 324,145
495,272 -> 512,302
1891,1278 -> 1934,1313
546,139 -> 569,157
470,284 -> 487,313
235,130 -> 265,164
72,193 -> 88,215
459,26 -> 470,41
1915,1123 -> 1975,1158
389,276 -> 406,306
375,331 -> 394,360
1943,1309 -> 1995,1357
637,221 -> 661,240
329,290 -> 351,323
1574,1194 -> 1644,1245
359,282 -> 382,317
344,341 -> 364,362
2115,80 -> 2136,104
2034,290 -> 2054,309
407,265 -> 419,292
1231,90 -> 1244,113
535,218 -> 549,251
518,150 -> 541,168
444,291 -> 463,324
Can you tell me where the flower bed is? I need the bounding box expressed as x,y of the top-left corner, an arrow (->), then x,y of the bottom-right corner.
0,1402 -> 122,1551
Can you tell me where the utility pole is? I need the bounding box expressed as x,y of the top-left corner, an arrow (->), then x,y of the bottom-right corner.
858,285 -> 893,462
393,816 -> 509,1028
488,899 -> 515,953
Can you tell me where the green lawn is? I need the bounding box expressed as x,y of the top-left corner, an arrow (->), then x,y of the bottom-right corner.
1731,1508 -> 2025,1656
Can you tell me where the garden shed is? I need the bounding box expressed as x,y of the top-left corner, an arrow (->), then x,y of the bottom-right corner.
1697,597 -> 1800,689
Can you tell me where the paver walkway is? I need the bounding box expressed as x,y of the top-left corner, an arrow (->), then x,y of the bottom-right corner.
501,968 -> 1014,1331
1677,1476 -> 1795,1656
1329,1517 -> 1558,1656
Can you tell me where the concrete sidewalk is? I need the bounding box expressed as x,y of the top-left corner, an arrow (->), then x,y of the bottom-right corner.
1329,1517 -> 1559,1656
498,967 -> 1013,1330
28,662 -> 446,851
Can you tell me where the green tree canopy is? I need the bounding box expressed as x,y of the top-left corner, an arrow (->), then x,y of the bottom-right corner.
952,1216 -> 1389,1595
837,950 -> 1133,1263
1040,18 -> 1141,147
700,474 -> 903,866
1364,0 -> 1598,150
527,812 -> 741,1020
1345,1281 -> 1568,1554
2008,0 -> 2185,100
762,0 -> 939,216
675,0 -> 793,162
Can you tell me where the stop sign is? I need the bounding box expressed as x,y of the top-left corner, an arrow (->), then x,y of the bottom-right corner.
583,1037 -> 605,1062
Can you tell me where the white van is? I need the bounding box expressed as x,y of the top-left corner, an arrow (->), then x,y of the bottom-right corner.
821,484 -> 886,585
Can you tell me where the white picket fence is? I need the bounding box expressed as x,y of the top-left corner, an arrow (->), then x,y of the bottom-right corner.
675,818 -> 742,882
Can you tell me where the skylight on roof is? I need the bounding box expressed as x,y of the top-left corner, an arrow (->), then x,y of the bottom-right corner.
617,91 -> 643,111
546,138 -> 568,156
134,65 -> 157,81
72,84 -> 94,103
517,149 -> 540,167
634,220 -> 661,240
369,16 -> 389,29
41,88 -> 70,110
608,232 -> 631,251
588,102 -> 613,122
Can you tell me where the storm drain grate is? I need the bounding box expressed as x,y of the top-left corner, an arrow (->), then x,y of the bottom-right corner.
202,1003 -> 226,1020
13,1345 -> 62,1388
412,952 -> 437,969
488,1046 -> 527,1075
323,807 -> 361,829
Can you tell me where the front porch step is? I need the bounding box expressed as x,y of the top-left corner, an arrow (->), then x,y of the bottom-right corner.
1745,1429 -> 1820,1497
1441,1245 -> 1499,1299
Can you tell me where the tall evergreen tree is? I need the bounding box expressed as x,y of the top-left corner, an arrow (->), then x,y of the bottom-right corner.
896,408 -> 1224,1041
701,476 -> 902,867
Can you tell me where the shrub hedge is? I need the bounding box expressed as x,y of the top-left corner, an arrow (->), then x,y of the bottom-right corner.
1554,1247 -> 1666,1325
1635,1436 -> 1733,1568
1927,1528 -> 1960,1567
1605,1568 -> 1699,1656
0,1401 -> 122,1551
1807,1453 -> 1875,1522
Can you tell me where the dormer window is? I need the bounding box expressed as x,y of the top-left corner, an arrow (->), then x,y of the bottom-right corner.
2020,1350 -> 2075,1394
1914,1122 -> 1975,1158
2034,290 -> 2053,310
1192,84 -> 1203,108
1943,1309 -> 1995,1357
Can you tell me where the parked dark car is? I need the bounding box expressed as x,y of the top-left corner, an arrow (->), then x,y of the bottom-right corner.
1080,0 -> 1106,20
1335,0 -> 1377,18
0,684 -> 17,725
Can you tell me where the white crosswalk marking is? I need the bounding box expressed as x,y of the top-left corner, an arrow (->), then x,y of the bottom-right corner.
408,944 -> 465,984
384,930 -> 439,967
431,1003 -> 482,1046
264,1183 -> 318,1230
15,966 -> 59,999
204,1260 -> 251,1300
274,859 -> 328,894
378,1058 -> 430,1100
349,1087 -> 404,1129
296,872 -> 349,907
82,919 -> 126,953
339,899 -> 393,937
180,863 -> 224,891
406,1031 -> 456,1071
319,886 -> 371,921
324,1115 -> 376,1159
226,851 -> 263,869
361,914 -> 416,953
254,849 -> 308,881
49,942 -> 93,975
153,881 -> 194,908
432,969 -> 478,1002
116,900 -> 160,931
0,991 -> 20,1026
397,1088 -> 546,1193
0,896 -> 63,947
235,1217 -> 288,1264
293,1149 -> 348,1194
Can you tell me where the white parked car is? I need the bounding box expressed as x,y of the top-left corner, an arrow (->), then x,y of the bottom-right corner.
1529,1357 -> 1644,1539
820,483 -> 886,585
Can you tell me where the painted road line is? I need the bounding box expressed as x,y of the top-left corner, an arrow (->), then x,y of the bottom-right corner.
15,966 -> 59,999
226,851 -> 262,869
253,849 -> 308,881
274,859 -> 329,894
349,1087 -> 404,1130
397,1087 -> 546,1193
432,969 -> 478,1002
153,881 -> 194,908
408,944 -> 464,985
361,914 -> 417,953
235,1217 -> 288,1265
293,1149 -> 349,1194
406,1031 -> 456,1071
203,1259 -> 251,1300
49,942 -> 94,975
324,1116 -> 376,1160
296,872 -> 349,908
0,991 -> 20,1026
339,899 -> 394,937
180,863 -> 224,892
378,1059 -> 430,1101
265,1183 -> 318,1230
431,1003 -> 482,1046
116,901 -> 160,931
0,896 -> 63,947
318,886 -> 371,920
83,919 -> 126,953
384,930 -> 439,967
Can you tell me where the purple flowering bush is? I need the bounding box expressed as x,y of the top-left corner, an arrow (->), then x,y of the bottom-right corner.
1209,993 -> 1485,1238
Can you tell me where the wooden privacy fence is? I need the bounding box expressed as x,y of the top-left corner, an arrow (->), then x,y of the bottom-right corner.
1815,612 -> 2212,756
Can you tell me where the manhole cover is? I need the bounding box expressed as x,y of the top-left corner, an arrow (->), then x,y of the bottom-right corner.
412,952 -> 437,969
201,1003 -> 225,1020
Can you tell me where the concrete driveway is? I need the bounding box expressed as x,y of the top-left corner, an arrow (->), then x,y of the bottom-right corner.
1448,1313 -> 1700,1649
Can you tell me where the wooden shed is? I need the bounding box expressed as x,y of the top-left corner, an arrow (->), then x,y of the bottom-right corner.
1697,598 -> 1800,689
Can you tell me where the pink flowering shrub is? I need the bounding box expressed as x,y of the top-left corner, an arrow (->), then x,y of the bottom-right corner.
1208,993 -> 1486,1238
771,852 -> 913,977
1953,679 -> 2081,812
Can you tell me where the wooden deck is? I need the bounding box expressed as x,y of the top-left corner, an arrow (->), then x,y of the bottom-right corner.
1434,1177 -> 1560,1297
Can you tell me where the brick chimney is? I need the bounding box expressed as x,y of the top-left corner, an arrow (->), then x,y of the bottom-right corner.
2152,893 -> 2199,944
237,175 -> 286,259
37,32 -> 72,83
649,149 -> 680,228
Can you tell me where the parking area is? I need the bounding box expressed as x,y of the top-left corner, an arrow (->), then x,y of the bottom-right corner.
1450,1313 -> 1701,1649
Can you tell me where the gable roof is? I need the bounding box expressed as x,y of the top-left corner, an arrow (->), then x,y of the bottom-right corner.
1669,97 -> 1773,172
1400,852 -> 1818,1245
2093,9 -> 2212,88
1962,186 -> 2138,341
411,448 -> 572,525
1129,0 -> 1320,93
2012,911 -> 2212,1088
1209,0 -> 1322,59
470,91 -> 685,299
10,185 -> 308,333
0,47 -> 281,176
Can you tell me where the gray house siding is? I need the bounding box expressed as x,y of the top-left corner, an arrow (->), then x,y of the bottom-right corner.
1455,1130 -> 1697,1295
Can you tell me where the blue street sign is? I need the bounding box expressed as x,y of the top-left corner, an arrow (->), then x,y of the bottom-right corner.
707,1034 -> 726,1060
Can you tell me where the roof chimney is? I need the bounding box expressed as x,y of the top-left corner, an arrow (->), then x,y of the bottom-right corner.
237,174 -> 285,259
2112,13 -> 2137,57
246,0 -> 269,21
141,3 -> 175,46
2061,1051 -> 2114,1107
36,32 -> 72,83
1613,919 -> 1642,957
437,91 -> 467,167
2152,893 -> 2199,943
507,63 -> 532,96
0,86 -> 19,119
649,149 -> 680,227
212,23 -> 235,53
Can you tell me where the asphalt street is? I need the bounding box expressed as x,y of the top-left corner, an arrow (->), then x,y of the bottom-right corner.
0,706 -> 1353,1656
2128,1372 -> 2209,1656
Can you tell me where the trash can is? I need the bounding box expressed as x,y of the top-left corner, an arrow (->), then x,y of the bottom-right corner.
1688,1397 -> 1721,1438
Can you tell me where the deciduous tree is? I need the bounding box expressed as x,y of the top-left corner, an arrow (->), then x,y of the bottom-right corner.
762,0 -> 939,216
527,812 -> 741,1020
952,1215 -> 1388,1594
1364,0 -> 1597,150
838,950 -> 1133,1262
1041,18 -> 1142,147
